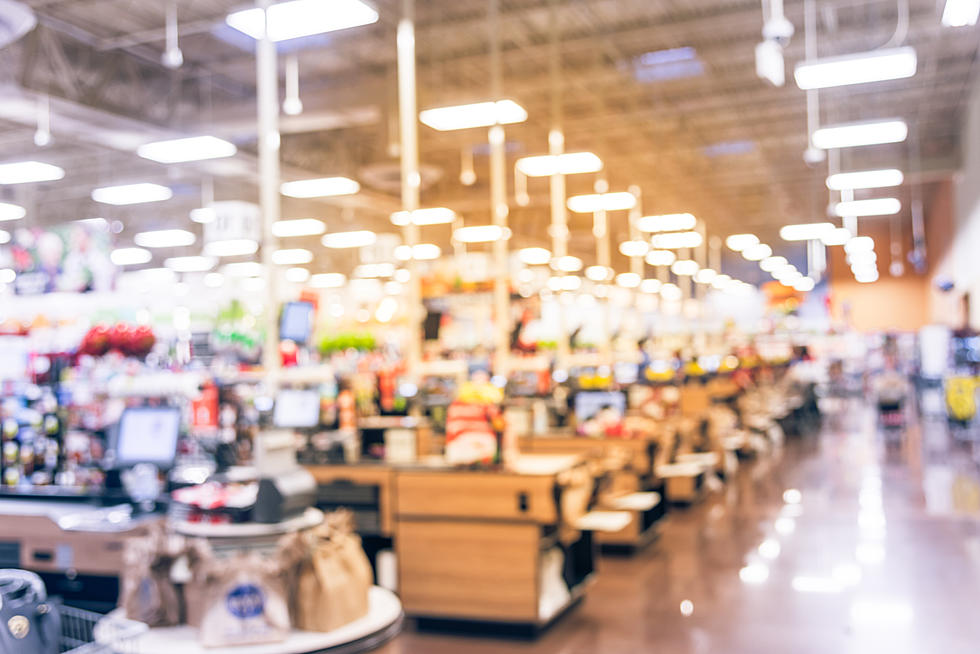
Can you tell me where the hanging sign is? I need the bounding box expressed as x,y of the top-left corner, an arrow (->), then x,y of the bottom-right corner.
203,201 -> 260,243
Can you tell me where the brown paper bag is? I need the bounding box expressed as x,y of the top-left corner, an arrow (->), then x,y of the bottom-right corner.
198,552 -> 290,648
120,526 -> 183,627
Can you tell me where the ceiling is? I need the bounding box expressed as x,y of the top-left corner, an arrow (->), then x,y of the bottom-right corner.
0,0 -> 977,281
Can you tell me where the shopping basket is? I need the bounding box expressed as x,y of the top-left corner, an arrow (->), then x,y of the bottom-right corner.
60,605 -> 147,654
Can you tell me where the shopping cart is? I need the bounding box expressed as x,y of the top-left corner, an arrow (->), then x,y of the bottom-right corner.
60,605 -> 147,654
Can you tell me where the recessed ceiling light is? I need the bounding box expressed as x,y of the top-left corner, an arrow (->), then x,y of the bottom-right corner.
942,0 -> 980,27
281,176 -> 360,198
515,152 -> 603,177
0,161 -> 65,184
91,183 -> 173,205
419,100 -> 528,131
137,136 -> 237,164
134,229 -> 196,248
226,0 -> 379,41
834,198 -> 902,217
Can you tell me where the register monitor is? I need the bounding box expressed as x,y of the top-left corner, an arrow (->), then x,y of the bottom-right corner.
115,407 -> 181,469
273,389 -> 321,429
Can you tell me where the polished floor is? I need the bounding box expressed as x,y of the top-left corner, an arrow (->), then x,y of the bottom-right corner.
377,394 -> 980,653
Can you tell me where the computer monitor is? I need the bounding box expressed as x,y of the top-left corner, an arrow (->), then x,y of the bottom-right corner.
273,389 -> 321,429
115,407 -> 181,469
574,391 -> 626,422
280,301 -> 315,344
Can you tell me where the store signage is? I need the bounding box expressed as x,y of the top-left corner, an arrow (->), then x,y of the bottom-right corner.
203,201 -> 260,243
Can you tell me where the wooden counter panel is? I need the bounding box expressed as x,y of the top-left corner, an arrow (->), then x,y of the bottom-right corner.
306,465 -> 395,535
519,437 -> 654,475
395,471 -> 557,524
396,520 -> 539,621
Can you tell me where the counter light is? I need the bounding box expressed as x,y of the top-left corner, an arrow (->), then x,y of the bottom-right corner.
226,0 -> 379,41
272,218 -> 326,237
780,222 -> 836,241
645,249 -> 676,266
223,261 -> 264,277
91,182 -> 173,205
760,256 -> 788,272
519,247 -> 552,265
110,247 -> 152,266
134,229 -> 196,248
651,230 -> 702,249
725,233 -> 759,251
660,283 -> 683,301
322,230 -> 377,248
821,227 -> 852,246
137,135 -> 237,164
390,207 -> 456,226
453,224 -> 511,243
826,169 -> 904,191
285,267 -> 310,283
567,191 -> 637,213
694,267 -> 717,284
552,255 -> 583,272
615,272 -> 641,288
585,265 -> 613,281
271,248 -> 314,265
619,240 -> 650,257
637,213 -> 697,233
833,198 -> 901,217
204,238 -> 259,257
742,243 -> 772,261
164,255 -> 217,272
671,259 -> 699,276
811,119 -> 907,149
0,161 -> 65,184
419,100 -> 528,131
794,47 -> 917,90
943,0 -> 980,26
515,152 -> 603,176
310,273 -> 346,288
0,202 -> 26,221
281,176 -> 360,198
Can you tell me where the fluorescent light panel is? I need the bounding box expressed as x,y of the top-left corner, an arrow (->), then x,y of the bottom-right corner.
743,243 -> 773,261
419,100 -> 528,131
286,267 -> 310,283
826,169 -> 904,191
134,229 -> 196,248
205,239 -> 259,257
615,272 -> 641,288
619,240 -> 650,257
834,198 -> 901,217
272,218 -> 326,237
845,236 -> 875,253
223,261 -> 264,277
812,119 -> 907,149
671,259 -> 699,276
760,256 -> 788,272
310,273 -> 346,288
0,161 -> 65,184
553,256 -> 583,272
271,248 -> 314,265
0,230 -> 9,244
794,47 -> 917,90
110,247 -> 152,266
281,176 -> 360,198
780,222 -> 836,241
137,136 -> 237,164
515,152 -> 602,176
567,191 -> 637,213
390,207 -> 455,226
321,230 -> 376,249
190,207 -> 216,224
651,231 -> 702,249
585,265 -> 612,281
637,213 -> 697,233
91,182 -> 172,205
0,202 -> 26,221
226,0 -> 379,41
726,233 -> 759,251
822,227 -> 852,246
645,249 -> 676,266
943,0 -> 980,26
164,255 -> 217,272
518,247 -> 552,265
453,225 -> 511,243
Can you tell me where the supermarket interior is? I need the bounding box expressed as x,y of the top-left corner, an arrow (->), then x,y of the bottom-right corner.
1,0 -> 980,652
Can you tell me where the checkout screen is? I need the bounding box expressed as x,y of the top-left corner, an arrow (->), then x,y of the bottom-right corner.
116,408 -> 181,466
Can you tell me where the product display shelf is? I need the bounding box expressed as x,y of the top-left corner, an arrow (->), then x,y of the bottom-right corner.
100,586 -> 403,654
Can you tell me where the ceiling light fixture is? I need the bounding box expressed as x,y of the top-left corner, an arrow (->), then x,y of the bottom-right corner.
942,0 -> 980,26
0,161 -> 65,184
271,248 -> 314,265
793,277 -> 816,292
310,273 -> 346,288
281,176 -> 360,198
190,207 -> 216,224
390,207 -> 456,226
615,272 -> 641,288
725,233 -> 759,251
567,191 -> 637,213
794,47 -> 917,90
515,152 -> 603,176
134,229 -> 196,248
226,0 -> 379,41
411,243 -> 441,260
844,236 -> 875,253
619,240 -> 651,257
552,255 -> 584,272
164,255 -> 217,272
671,259 -> 699,276
694,268 -> 717,284
91,183 -> 173,205
0,230 -> 9,244
660,283 -> 683,301
286,267 -> 310,283
204,239 -> 259,257
419,100 -> 528,131
645,249 -> 677,266
519,247 -> 552,265
453,225 -> 511,243
651,230 -> 703,249
640,278 -> 662,293
821,227 -> 852,246
833,198 -> 901,217
321,230 -> 377,249
223,261 -> 264,277
585,265 -> 613,281
826,169 -> 904,191
760,256 -> 788,272
811,119 -> 908,149
137,136 -> 237,164
0,202 -> 26,222
743,243 -> 773,261
110,247 -> 152,266
354,263 -> 395,278
780,222 -> 836,241
272,218 -> 326,237
711,274 -> 732,290
637,213 -> 697,233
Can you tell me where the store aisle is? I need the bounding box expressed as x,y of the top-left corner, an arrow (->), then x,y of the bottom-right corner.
378,399 -> 980,654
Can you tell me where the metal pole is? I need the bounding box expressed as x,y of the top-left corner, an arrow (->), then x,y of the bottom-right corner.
397,0 -> 422,380
549,0 -> 570,369
490,0 -> 510,377
256,0 -> 280,386
594,207 -> 611,363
